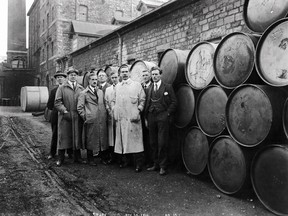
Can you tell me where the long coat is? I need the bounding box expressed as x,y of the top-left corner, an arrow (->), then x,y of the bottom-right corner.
54,82 -> 84,150
112,79 -> 146,154
77,87 -> 108,152
105,85 -> 116,147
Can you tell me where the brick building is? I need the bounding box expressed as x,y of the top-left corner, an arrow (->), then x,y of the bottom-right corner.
27,0 -> 142,88
69,0 -> 249,74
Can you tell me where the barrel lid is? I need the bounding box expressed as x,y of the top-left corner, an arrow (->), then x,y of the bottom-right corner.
243,0 -> 288,33
208,136 -> 247,194
226,84 -> 272,147
196,85 -> 227,136
174,85 -> 195,128
251,144 -> 288,215
256,18 -> 288,86
130,60 -> 157,83
159,49 -> 189,85
214,32 -> 256,89
185,42 -> 216,90
182,126 -> 209,175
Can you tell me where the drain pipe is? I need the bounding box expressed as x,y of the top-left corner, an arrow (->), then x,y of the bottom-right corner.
117,32 -> 122,65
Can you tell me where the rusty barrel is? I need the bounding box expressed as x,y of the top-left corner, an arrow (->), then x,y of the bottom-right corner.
174,84 -> 195,128
130,60 -> 157,83
214,32 -> 260,89
159,49 -> 189,86
256,18 -> 288,86
243,0 -> 288,33
208,135 -> 253,194
185,42 -> 217,90
251,144 -> 288,215
196,85 -> 227,137
20,86 -> 49,112
226,84 -> 287,147
182,126 -> 209,175
105,65 -> 119,84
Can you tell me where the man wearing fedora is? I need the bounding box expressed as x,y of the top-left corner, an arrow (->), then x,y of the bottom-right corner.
46,70 -> 67,160
55,68 -> 85,166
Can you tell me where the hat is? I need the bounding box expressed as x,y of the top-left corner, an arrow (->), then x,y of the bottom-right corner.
67,68 -> 79,75
54,70 -> 67,78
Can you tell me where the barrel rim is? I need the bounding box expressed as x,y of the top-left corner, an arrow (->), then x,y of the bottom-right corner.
243,0 -> 288,33
182,126 -> 209,175
255,18 -> 288,87
208,135 -> 247,194
226,84 -> 272,147
158,48 -> 182,84
213,32 -> 256,89
195,84 -> 227,137
251,144 -> 288,216
185,41 -> 217,90
174,84 -> 195,128
283,99 -> 288,139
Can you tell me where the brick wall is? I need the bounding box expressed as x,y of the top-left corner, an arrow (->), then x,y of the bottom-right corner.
72,0 -> 251,71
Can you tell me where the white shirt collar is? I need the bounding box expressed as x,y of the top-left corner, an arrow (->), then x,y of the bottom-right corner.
154,80 -> 161,87
101,82 -> 106,87
145,81 -> 151,87
68,80 -> 76,87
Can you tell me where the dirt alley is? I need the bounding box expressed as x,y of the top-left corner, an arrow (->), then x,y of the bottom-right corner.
0,106 -> 274,216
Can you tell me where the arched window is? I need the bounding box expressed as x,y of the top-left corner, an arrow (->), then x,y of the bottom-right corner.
79,5 -> 88,21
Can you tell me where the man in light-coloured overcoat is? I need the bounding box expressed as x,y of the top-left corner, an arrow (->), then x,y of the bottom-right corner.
77,74 -> 108,166
112,64 -> 146,172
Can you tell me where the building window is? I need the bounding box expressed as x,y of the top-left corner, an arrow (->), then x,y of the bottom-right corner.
47,45 -> 49,59
47,13 -> 50,27
51,42 -> 54,56
79,5 -> 88,21
52,7 -> 55,21
72,39 -> 78,52
42,19 -> 45,31
11,57 -> 26,69
42,48 -> 45,62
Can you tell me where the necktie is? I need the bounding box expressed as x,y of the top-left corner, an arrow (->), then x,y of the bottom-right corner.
154,83 -> 157,92
72,82 -> 76,90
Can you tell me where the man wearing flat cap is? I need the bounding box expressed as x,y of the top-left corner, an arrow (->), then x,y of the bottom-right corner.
46,70 -> 67,160
55,68 -> 85,166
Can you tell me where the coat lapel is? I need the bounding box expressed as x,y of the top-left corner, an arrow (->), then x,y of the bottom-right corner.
157,82 -> 165,97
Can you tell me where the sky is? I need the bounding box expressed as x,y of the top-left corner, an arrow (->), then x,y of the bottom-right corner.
0,0 -> 34,57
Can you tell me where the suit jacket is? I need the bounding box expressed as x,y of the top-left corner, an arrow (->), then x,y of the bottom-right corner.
99,82 -> 111,95
46,86 -> 58,125
144,81 -> 177,117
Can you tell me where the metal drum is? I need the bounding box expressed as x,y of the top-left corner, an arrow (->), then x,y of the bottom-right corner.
182,126 -> 209,175
208,136 -> 251,194
130,60 -> 157,83
174,84 -> 195,128
159,49 -> 189,86
226,84 -> 287,147
251,145 -> 288,215
283,98 -> 288,139
20,86 -> 49,112
214,32 -> 260,89
185,42 -> 217,90
196,85 -> 227,137
256,18 -> 288,86
243,0 -> 288,33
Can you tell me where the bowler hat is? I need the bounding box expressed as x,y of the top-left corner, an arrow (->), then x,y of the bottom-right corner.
54,70 -> 67,78
67,68 -> 79,75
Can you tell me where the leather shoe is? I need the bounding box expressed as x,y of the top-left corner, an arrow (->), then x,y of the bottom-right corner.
119,161 -> 129,168
147,165 -> 159,171
56,160 -> 62,167
74,158 -> 86,164
88,161 -> 97,166
47,155 -> 54,160
159,168 -> 167,175
135,166 -> 142,173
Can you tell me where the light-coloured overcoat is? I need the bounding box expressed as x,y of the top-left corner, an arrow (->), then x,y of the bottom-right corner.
105,85 -> 116,147
54,82 -> 84,150
77,87 -> 108,152
112,79 -> 146,154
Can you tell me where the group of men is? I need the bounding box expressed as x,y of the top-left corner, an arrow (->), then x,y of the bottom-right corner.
47,64 -> 177,176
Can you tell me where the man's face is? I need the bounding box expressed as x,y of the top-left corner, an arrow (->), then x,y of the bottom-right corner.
142,71 -> 151,84
98,71 -> 107,84
120,67 -> 130,81
151,69 -> 161,82
89,75 -> 98,88
56,75 -> 66,85
68,72 -> 77,82
111,73 -> 119,85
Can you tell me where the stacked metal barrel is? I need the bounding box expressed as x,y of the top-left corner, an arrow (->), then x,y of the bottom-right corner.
158,1 -> 288,215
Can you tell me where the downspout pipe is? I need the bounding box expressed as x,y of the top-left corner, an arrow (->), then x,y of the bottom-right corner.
117,32 -> 122,66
